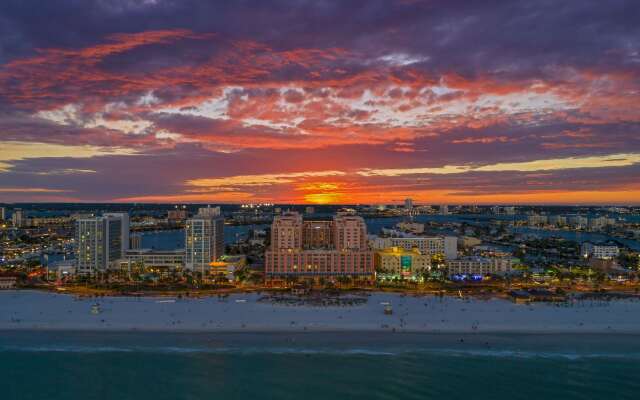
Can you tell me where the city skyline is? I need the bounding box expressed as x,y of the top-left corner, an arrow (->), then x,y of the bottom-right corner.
1,1 -> 639,205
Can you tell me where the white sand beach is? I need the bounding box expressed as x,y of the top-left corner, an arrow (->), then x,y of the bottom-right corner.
1,290 -> 639,333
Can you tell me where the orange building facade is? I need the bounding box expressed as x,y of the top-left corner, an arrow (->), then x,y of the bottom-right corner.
265,212 -> 374,279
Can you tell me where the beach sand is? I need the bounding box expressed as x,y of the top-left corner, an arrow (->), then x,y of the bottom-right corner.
1,290 -> 639,333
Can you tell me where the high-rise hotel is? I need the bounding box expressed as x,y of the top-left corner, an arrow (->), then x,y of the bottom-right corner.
185,207 -> 224,275
265,211 -> 374,280
75,214 -> 129,275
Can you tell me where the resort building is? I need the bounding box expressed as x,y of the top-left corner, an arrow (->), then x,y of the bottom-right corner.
167,209 -> 188,222
369,236 -> 458,259
527,215 -> 548,226
396,221 -> 425,234
185,211 -> 224,275
404,198 -> 413,212
375,247 -> 431,280
75,214 -> 128,275
581,243 -> 619,260
197,206 -> 221,218
265,212 -> 374,279
49,260 -> 76,280
548,215 -> 567,226
0,276 -> 17,289
567,215 -> 588,228
459,236 -> 482,248
446,256 -> 513,277
104,212 -> 130,257
129,234 -> 142,250
587,216 -> 616,231
117,249 -> 186,275
11,209 -> 24,228
25,216 -> 72,226
492,206 -> 515,214
209,254 -> 247,281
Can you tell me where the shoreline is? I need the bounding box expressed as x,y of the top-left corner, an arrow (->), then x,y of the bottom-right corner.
4,330 -> 640,361
3,326 -> 640,334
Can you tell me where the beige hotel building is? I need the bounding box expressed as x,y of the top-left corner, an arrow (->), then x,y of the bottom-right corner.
265,212 -> 374,279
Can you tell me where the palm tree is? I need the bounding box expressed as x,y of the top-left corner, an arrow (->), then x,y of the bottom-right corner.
337,276 -> 352,287
248,272 -> 263,285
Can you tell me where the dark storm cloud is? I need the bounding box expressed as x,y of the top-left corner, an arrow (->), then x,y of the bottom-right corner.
2,0 -> 638,74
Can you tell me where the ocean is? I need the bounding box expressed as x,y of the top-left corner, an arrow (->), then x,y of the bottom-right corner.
1,331 -> 639,399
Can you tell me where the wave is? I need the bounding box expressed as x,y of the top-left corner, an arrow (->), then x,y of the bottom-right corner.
0,345 -> 134,353
421,348 -> 640,360
1,344 -> 639,360
0,345 -> 396,356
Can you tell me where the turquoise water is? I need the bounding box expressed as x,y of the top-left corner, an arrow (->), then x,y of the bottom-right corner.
2,331 -> 639,399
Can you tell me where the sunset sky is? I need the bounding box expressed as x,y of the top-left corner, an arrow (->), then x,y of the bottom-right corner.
1,0 -> 639,204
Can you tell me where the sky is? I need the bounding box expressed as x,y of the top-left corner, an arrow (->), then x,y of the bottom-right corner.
1,0 -> 639,205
